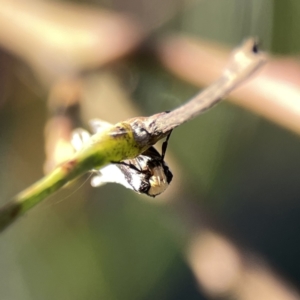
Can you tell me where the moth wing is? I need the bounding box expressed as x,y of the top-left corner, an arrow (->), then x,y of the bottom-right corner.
91,164 -> 133,190
90,174 -> 105,187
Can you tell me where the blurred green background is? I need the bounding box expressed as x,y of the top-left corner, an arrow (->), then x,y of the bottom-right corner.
1,0 -> 300,299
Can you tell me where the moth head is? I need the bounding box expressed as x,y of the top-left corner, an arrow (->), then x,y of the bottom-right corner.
139,161 -> 173,197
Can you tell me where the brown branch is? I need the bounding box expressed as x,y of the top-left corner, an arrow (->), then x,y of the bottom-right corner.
125,38 -> 267,147
157,35 -> 300,136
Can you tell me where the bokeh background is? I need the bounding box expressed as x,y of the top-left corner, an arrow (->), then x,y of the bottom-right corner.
1,0 -> 300,299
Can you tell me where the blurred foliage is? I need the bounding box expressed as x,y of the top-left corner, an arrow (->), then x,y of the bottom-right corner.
1,0 -> 300,299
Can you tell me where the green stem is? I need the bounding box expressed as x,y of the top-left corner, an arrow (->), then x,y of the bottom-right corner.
0,122 -> 141,232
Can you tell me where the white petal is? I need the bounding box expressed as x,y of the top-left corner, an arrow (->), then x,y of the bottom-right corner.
71,129 -> 91,151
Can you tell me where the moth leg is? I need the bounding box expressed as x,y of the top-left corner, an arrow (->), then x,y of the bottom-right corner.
161,130 -> 173,161
113,161 -> 144,173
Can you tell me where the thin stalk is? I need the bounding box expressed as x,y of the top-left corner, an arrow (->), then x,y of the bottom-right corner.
0,123 -> 140,232
0,38 -> 267,232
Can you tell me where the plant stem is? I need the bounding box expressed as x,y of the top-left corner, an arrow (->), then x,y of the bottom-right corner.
0,38 -> 267,232
0,123 -> 140,232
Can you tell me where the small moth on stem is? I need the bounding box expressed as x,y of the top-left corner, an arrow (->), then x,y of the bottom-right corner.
0,38 -> 267,232
72,119 -> 173,197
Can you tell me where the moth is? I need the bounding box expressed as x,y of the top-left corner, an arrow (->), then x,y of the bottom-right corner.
71,119 -> 173,197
